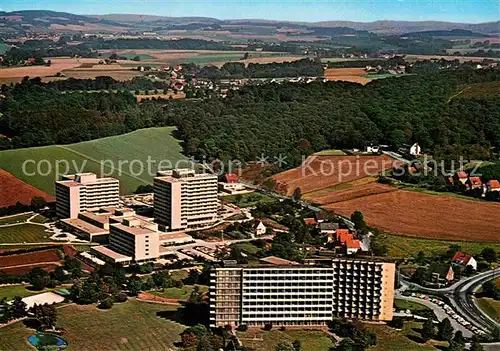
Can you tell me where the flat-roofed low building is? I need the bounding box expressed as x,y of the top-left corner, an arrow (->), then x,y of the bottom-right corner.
91,245 -> 133,265
56,173 -> 119,218
108,217 -> 160,263
209,258 -> 395,327
159,231 -> 194,246
61,217 -> 109,242
59,207 -> 146,243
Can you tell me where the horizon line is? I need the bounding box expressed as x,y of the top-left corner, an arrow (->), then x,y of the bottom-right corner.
2,9 -> 498,25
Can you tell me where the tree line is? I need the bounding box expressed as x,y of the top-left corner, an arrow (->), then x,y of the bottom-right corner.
1,68 -> 500,167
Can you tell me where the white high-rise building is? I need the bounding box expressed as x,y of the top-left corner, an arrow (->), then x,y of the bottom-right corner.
209,259 -> 395,327
154,169 -> 218,231
55,173 -> 119,218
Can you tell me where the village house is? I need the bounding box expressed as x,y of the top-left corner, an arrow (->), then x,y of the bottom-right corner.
466,176 -> 483,191
336,229 -> 361,255
219,173 -> 247,195
319,222 -> 340,241
486,179 -> 500,192
451,251 -> 477,270
427,263 -> 455,286
303,218 -> 317,226
252,220 -> 267,236
455,171 -> 468,185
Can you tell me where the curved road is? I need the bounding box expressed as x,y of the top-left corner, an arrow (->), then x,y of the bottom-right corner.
403,268 -> 500,332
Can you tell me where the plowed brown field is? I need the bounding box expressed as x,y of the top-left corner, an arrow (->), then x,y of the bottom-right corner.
324,189 -> 500,242
273,155 -> 396,196
304,180 -> 397,205
0,169 -> 55,208
324,68 -> 372,84
0,249 -> 63,276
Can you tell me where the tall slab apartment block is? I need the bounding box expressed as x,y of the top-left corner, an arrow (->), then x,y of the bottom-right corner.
153,169 -> 218,231
55,173 -> 119,218
209,259 -> 395,327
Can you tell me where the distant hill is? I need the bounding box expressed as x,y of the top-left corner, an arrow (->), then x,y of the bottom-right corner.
309,20 -> 500,34
402,29 -> 491,38
0,10 -> 498,36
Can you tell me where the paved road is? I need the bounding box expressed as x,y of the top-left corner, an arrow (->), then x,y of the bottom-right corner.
449,269 -> 500,332
402,268 -> 500,332
395,295 -> 473,337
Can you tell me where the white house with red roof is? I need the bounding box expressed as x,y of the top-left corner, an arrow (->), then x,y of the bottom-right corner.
451,251 -> 477,270
219,173 -> 248,195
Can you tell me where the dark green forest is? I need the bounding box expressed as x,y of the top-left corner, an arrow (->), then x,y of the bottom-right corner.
1,68 -> 500,169
185,59 -> 325,79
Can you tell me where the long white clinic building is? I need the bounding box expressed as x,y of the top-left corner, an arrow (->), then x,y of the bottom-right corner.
154,169 -> 218,231
55,173 -> 120,219
209,259 -> 395,327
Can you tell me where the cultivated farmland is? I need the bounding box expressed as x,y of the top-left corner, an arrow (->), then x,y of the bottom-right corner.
0,248 -> 62,276
0,127 -> 188,195
324,189 -> 500,242
0,169 -> 55,208
273,154 -> 396,196
323,67 -> 373,84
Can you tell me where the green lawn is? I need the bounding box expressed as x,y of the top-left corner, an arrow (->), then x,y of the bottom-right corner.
0,285 -> 39,300
477,298 -> 500,323
231,242 -> 261,255
394,299 -> 430,312
29,214 -> 50,224
184,53 -> 246,64
224,192 -> 276,208
0,224 -> 53,243
170,269 -> 189,282
0,285 -> 64,300
313,149 -> 346,156
150,285 -> 208,300
0,214 -> 32,225
0,127 -> 187,195
385,234 -> 500,259
365,322 -> 447,351
0,301 -> 185,351
237,329 -> 334,351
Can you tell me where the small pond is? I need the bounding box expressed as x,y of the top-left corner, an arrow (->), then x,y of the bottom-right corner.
27,333 -> 68,350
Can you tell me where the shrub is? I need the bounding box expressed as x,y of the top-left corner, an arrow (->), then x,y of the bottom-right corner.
280,326 -> 286,331
237,324 -> 248,332
114,293 -> 128,303
263,323 -> 273,331
98,298 -> 114,309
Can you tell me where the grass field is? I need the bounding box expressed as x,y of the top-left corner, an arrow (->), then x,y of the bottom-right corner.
237,329 -> 334,351
0,127 -> 187,195
150,285 -> 208,300
170,269 -> 189,282
365,322 -> 447,351
0,285 -> 40,300
224,192 -> 276,208
0,214 -> 33,225
0,224 -> 53,243
313,149 -> 346,156
394,299 -> 430,312
477,298 -> 500,323
0,285 -> 63,300
230,242 -> 261,255
0,300 -> 185,351
385,234 -> 500,259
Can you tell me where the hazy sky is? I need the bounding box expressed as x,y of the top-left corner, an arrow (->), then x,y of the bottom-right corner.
0,0 -> 498,23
